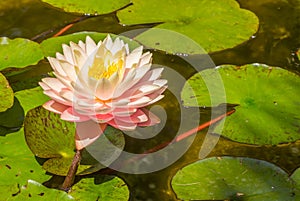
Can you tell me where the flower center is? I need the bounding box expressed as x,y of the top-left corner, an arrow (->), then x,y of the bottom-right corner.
88,59 -> 123,80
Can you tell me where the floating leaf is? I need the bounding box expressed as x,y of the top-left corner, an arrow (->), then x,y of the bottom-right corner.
69,175 -> 129,201
10,180 -> 74,200
0,72 -> 14,112
291,167 -> 300,190
117,0 -> 259,53
172,157 -> 298,201
181,64 -> 300,145
40,32 -> 140,57
0,37 -> 43,70
15,86 -> 50,114
0,97 -> 24,136
0,130 -> 51,200
41,0 -> 130,15
24,106 -> 125,176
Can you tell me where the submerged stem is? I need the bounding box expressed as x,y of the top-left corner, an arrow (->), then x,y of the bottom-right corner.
61,149 -> 82,191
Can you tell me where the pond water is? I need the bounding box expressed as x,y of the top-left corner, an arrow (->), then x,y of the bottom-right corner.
0,0 -> 299,200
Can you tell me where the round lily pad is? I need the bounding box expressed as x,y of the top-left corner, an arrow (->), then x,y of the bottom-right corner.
0,72 -> 13,112
117,0 -> 259,53
0,130 -> 51,200
181,64 -> 300,145
40,32 -> 140,57
24,106 -> 125,176
9,180 -> 74,200
70,175 -> 129,201
15,86 -> 50,114
172,157 -> 298,201
41,0 -> 130,15
0,37 -> 44,70
0,97 -> 24,136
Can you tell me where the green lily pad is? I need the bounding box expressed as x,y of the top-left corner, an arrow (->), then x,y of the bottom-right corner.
15,86 -> 50,114
69,175 -> 129,200
24,106 -> 125,176
41,0 -> 130,15
0,72 -> 14,112
10,180 -> 74,200
117,0 -> 259,53
0,130 -> 51,200
172,157 -> 298,201
0,97 -> 24,136
0,37 -> 44,70
291,167 -> 300,190
40,32 -> 140,57
181,64 -> 300,145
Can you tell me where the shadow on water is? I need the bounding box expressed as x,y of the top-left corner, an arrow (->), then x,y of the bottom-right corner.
0,0 -> 299,200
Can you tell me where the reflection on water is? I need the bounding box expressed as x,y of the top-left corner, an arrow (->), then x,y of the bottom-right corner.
0,0 -> 299,200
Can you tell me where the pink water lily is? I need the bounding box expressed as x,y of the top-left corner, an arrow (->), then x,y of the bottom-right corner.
39,35 -> 167,149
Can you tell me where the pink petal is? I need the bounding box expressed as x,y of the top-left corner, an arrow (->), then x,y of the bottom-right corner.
61,107 -> 90,122
43,90 -> 72,106
39,82 -> 51,91
90,113 -> 114,123
43,100 -> 69,114
128,96 -> 151,107
114,109 -> 148,124
41,77 -> 67,93
108,119 -> 137,131
111,108 -> 137,117
75,121 -> 106,150
138,109 -> 161,126
59,89 -> 74,102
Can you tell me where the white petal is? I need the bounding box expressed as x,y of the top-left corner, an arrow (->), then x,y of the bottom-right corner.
43,90 -> 72,106
59,61 -> 77,82
59,89 -> 74,102
53,72 -> 73,89
39,82 -> 51,90
125,46 -> 143,69
95,78 -> 115,100
127,96 -> 151,107
138,52 -> 152,67
86,36 -> 98,55
48,57 -> 67,77
62,44 -> 74,65
41,78 -> 67,93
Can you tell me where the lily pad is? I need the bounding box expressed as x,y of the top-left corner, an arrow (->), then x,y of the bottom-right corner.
41,0 -> 130,15
291,167 -> 300,190
24,106 -> 125,176
69,175 -> 129,201
0,130 -> 51,200
0,97 -> 24,136
0,37 -> 44,70
117,0 -> 259,53
10,180 -> 74,200
181,64 -> 300,145
172,157 -> 298,201
15,86 -> 50,114
40,32 -> 140,57
0,72 -> 14,112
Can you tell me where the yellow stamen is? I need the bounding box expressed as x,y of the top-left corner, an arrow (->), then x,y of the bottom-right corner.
88,59 -> 123,80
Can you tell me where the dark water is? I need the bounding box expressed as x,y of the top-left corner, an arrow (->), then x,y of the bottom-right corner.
0,0 -> 299,200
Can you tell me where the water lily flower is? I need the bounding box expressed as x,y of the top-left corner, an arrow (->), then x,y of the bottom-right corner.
39,35 -> 167,149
